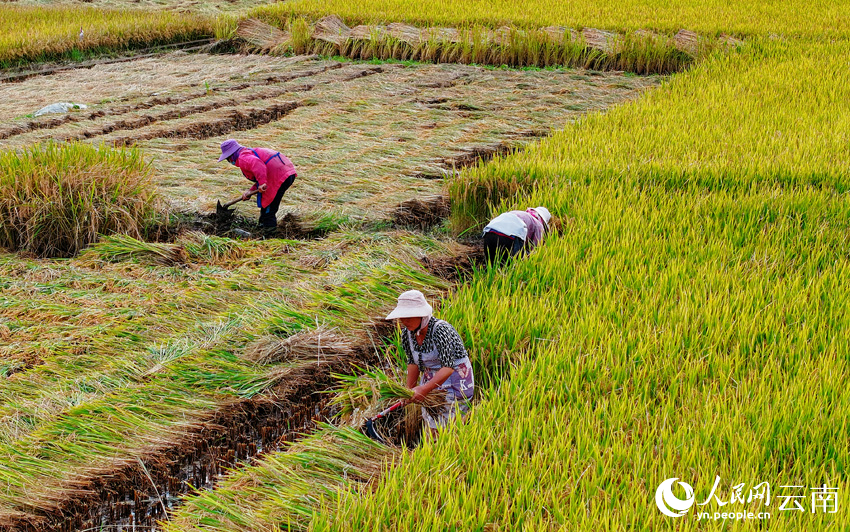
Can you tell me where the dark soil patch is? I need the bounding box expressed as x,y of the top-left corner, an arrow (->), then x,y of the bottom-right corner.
111,101 -> 300,146
443,142 -> 514,169
149,211 -> 263,241
392,195 -> 450,231
422,243 -> 484,283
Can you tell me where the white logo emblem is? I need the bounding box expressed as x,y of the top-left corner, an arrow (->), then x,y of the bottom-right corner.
656,478 -> 695,517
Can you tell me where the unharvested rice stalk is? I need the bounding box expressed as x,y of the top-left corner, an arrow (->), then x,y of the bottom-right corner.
0,142 -> 160,258
0,5 -> 213,68
256,0 -> 847,39
243,327 -> 355,365
78,234 -> 188,266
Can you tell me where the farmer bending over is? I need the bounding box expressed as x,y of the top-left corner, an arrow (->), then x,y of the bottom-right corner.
386,290 -> 474,435
218,139 -> 297,232
482,206 -> 551,263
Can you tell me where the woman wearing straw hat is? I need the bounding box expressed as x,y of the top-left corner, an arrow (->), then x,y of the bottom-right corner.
218,139 -> 297,232
386,290 -> 474,434
482,206 -> 551,263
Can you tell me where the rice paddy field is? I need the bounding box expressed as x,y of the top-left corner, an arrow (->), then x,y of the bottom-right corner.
1,0 -> 849,530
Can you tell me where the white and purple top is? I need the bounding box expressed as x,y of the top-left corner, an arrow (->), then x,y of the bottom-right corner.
509,209 -> 546,246
483,212 -> 528,241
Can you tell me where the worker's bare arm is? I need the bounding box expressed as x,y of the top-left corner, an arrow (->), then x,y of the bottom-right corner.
406,364 -> 419,389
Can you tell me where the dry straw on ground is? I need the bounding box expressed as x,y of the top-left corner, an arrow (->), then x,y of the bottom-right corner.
243,327 -> 356,365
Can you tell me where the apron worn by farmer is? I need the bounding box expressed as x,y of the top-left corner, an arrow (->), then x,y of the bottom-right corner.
403,317 -> 474,430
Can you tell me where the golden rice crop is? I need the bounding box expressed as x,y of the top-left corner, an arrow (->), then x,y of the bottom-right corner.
0,5 -> 213,68
451,38 -> 850,230
308,182 -> 850,530
0,142 -> 160,258
300,36 -> 850,532
262,0 -> 850,39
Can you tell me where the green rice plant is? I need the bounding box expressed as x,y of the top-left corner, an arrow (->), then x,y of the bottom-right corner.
0,5 -> 213,68
0,142 -> 160,258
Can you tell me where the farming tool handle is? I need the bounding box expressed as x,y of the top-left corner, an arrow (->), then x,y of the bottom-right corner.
373,400 -> 405,421
222,189 -> 258,209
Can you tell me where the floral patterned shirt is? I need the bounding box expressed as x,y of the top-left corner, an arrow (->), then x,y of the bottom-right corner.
402,317 -> 468,371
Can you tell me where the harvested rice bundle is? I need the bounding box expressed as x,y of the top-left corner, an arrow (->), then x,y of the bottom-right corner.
78,234 -> 188,266
177,230 -> 244,263
237,17 -> 290,52
243,327 -> 354,365
332,367 -> 447,428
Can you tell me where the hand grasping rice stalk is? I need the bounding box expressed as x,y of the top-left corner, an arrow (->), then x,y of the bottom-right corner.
332,366 -> 447,430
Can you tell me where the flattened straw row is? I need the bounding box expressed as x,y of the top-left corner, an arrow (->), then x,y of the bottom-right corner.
77,231 -> 244,267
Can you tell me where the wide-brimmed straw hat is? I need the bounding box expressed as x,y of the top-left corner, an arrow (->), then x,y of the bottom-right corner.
218,139 -> 243,162
385,290 -> 432,320
531,206 -> 552,225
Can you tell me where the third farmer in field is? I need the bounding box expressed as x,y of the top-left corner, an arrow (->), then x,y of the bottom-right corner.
218,139 -> 297,231
482,206 -> 551,263
386,290 -> 474,435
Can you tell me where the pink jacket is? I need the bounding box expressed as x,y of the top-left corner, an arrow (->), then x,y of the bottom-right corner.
235,147 -> 297,208
509,209 -> 545,247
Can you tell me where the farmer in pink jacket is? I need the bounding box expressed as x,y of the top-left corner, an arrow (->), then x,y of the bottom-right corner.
218,139 -> 297,230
